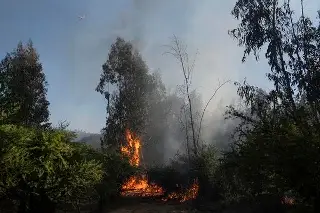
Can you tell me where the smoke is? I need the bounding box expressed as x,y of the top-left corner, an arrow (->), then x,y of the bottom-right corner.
101,0 -> 242,162
95,0 -> 248,163
72,0 -> 319,161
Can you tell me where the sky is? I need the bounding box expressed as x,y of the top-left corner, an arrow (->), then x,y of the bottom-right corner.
0,0 -> 319,133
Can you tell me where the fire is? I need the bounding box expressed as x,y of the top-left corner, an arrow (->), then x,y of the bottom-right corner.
120,175 -> 164,197
120,129 -> 199,201
120,129 -> 140,166
162,179 -> 199,203
281,196 -> 295,205
120,129 -> 164,197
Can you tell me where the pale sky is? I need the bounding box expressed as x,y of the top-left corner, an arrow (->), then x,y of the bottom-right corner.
0,0 -> 319,133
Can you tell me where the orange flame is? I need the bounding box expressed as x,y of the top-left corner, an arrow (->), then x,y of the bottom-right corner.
120,129 -> 140,167
120,129 -> 163,197
120,129 -> 199,201
120,175 -> 164,197
162,179 -> 199,203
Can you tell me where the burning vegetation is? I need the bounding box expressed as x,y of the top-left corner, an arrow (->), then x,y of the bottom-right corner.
120,129 -> 164,197
120,129 -> 199,202
120,129 -> 141,167
161,179 -> 199,203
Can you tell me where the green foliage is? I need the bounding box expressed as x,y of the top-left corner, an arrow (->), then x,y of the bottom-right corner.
220,1 -> 320,211
191,145 -> 221,201
99,150 -> 136,197
96,37 -> 151,149
0,41 -> 50,128
95,149 -> 137,210
96,37 -> 173,162
0,125 -> 103,212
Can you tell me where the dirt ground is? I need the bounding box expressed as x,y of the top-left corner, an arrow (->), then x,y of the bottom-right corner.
107,202 -> 194,213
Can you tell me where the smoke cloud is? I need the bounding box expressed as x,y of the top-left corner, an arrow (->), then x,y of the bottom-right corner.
71,0 -> 319,160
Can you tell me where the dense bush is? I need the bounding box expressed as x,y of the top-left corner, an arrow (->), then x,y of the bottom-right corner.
193,145 -> 222,201
0,125 -> 103,213
147,164 -> 186,196
147,144 -> 221,201
96,149 -> 137,210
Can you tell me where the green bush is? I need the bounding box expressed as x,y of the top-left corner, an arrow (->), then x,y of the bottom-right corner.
95,149 -> 137,210
193,145 -> 222,201
0,125 -> 103,213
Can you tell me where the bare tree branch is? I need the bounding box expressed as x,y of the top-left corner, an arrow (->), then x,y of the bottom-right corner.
165,35 -> 199,156
196,80 -> 231,146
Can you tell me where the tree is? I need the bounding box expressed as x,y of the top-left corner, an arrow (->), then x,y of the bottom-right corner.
224,0 -> 320,211
0,41 -> 50,128
165,35 -> 229,157
230,0 -> 320,126
96,37 -> 169,159
96,37 -> 149,149
164,36 -> 199,156
141,71 -> 169,165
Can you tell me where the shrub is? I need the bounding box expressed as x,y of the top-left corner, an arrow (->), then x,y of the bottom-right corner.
193,144 -> 221,201
95,149 -> 137,210
147,165 -> 186,196
0,125 -> 103,213
147,144 -> 221,202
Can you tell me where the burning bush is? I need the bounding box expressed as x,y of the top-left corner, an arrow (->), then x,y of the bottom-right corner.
147,144 -> 223,203
147,165 -> 185,196
119,129 -> 199,202
118,129 -> 164,197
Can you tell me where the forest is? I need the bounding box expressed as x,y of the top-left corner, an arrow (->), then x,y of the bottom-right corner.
0,0 -> 320,213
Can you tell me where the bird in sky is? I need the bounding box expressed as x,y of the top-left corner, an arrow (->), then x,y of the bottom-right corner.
78,15 -> 86,20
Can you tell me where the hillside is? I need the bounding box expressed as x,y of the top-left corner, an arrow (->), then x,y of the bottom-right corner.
74,131 -> 102,149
